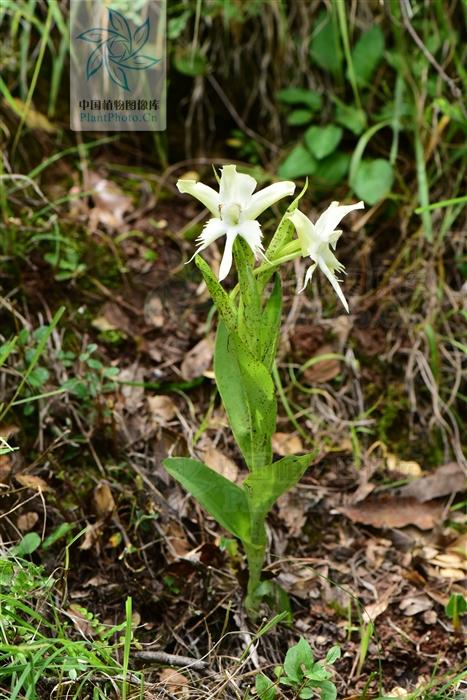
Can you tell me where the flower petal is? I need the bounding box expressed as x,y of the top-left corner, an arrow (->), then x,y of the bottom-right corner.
219,164 -> 257,208
244,180 -> 295,220
177,179 -> 220,217
238,220 -> 264,259
315,201 -> 364,241
218,229 -> 238,281
186,218 -> 225,264
287,209 -> 318,256
318,256 -> 349,313
298,262 -> 317,293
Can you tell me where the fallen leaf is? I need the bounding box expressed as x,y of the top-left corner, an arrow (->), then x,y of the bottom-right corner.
92,302 -> 131,334
144,293 -> 165,328
17,512 -> 39,532
303,344 -> 341,384
118,365 -> 145,413
67,604 -> 95,636
181,336 -> 214,380
79,522 -> 102,550
272,432 -> 304,456
0,455 -> 12,483
147,395 -> 177,425
159,668 -> 189,697
93,481 -> 116,518
87,172 -> 132,228
340,496 -> 444,530
386,453 -> 423,477
399,593 -> 433,616
397,462 -> 466,502
277,490 -> 307,537
15,474 -> 51,492
201,445 -> 238,482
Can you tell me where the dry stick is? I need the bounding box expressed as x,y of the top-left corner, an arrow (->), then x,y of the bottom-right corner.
134,650 -> 208,672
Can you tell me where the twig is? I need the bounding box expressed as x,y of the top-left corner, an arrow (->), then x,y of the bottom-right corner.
134,650 -> 208,672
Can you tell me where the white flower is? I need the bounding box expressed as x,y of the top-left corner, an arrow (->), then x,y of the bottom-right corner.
177,165 -> 295,281
287,201 -> 364,313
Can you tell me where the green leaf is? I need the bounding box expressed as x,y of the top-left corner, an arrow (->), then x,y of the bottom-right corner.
215,322 -> 276,471
325,645 -> 341,665
255,673 -> 277,700
334,100 -> 367,135
445,593 -> 467,617
28,366 -> 49,388
287,109 -> 314,126
254,580 -> 292,621
163,457 -> 251,540
278,144 -> 317,179
243,453 -> 314,516
350,26 -> 385,86
304,662 -> 330,681
258,275 -> 282,371
173,48 -> 207,76
314,680 -> 337,700
305,124 -> 343,160
284,637 -> 314,682
276,87 -> 322,111
299,689 -> 313,699
309,11 -> 342,75
351,158 -> 394,205
234,238 -> 261,357
195,255 -> 237,334
314,151 -> 350,188
12,532 -> 41,556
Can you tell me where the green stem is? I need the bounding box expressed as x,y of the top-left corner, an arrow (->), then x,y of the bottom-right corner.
244,509 -> 267,618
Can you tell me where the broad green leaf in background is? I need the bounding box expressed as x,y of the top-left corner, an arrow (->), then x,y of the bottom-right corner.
287,109 -> 314,126
243,452 -> 315,517
350,25 -> 385,86
215,322 -> 276,471
258,275 -> 282,371
309,11 -> 342,76
276,87 -> 322,111
255,673 -> 277,700
283,637 -> 314,682
278,144 -> 317,179
334,99 -> 367,135
305,124 -> 343,160
11,532 -> 41,556
315,151 -> 350,187
351,158 -> 394,205
163,457 -> 251,540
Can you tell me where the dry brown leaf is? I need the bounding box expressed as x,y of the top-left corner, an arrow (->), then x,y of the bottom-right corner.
159,669 -> 189,697
0,455 -> 12,483
79,522 -> 102,550
181,336 -> 214,380
87,172 -> 132,228
201,445 -> 238,482
93,481 -> 116,518
166,521 -> 191,559
67,604 -> 95,636
118,365 -> 145,413
17,512 -> 39,532
397,462 -> 466,502
386,453 -> 422,477
303,344 -> 341,384
277,490 -> 307,536
144,294 -> 165,328
340,496 -> 444,530
272,432 -> 304,456
147,395 -> 177,425
399,593 -> 433,616
15,473 -> 50,492
92,302 -> 131,334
